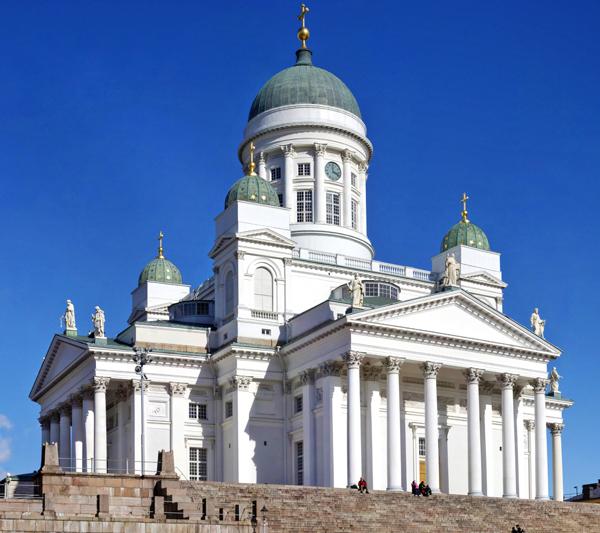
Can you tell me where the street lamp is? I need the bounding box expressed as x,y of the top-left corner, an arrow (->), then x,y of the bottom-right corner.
260,505 -> 268,533
132,346 -> 152,474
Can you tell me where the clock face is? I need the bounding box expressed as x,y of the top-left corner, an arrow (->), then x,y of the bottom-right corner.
325,161 -> 342,181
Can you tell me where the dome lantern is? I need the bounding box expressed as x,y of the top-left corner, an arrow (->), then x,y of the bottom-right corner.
440,193 -> 491,252
138,231 -> 183,286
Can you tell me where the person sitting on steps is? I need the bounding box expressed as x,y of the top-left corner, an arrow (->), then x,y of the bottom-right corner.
358,477 -> 369,494
411,480 -> 419,496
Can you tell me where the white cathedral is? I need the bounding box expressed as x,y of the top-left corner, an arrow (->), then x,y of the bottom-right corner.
30,9 -> 571,502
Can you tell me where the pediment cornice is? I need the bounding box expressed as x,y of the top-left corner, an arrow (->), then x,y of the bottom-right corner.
209,229 -> 295,258
461,271 -> 507,288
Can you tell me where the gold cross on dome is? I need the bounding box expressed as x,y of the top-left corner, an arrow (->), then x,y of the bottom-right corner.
460,192 -> 470,222
248,142 -> 257,175
157,231 -> 164,258
298,3 -> 309,27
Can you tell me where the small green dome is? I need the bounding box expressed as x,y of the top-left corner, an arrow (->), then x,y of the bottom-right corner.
139,257 -> 183,285
441,220 -> 490,252
248,49 -> 361,121
225,174 -> 280,209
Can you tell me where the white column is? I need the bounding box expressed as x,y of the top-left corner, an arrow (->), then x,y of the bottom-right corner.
82,390 -> 95,472
532,378 -> 549,500
169,383 -> 188,474
439,426 -> 450,493
314,144 -> 327,224
385,357 -> 403,491
364,369 -> 382,490
131,380 -> 146,475
549,423 -> 564,501
358,162 -> 368,234
499,373 -> 518,498
115,387 -> 129,473
58,404 -> 71,470
49,413 -> 60,444
281,144 -> 295,212
422,362 -> 441,493
479,382 -> 494,496
342,150 -> 353,228
409,423 -> 419,485
318,362 -> 345,487
344,351 -> 364,487
71,396 -> 84,473
258,152 -> 267,180
93,377 -> 109,474
40,417 -> 50,446
231,376 -> 255,483
465,368 -> 484,496
300,370 -> 316,486
525,420 -> 535,499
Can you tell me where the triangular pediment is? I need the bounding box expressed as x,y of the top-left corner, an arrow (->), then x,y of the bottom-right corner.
209,229 -> 295,258
350,290 -> 558,356
461,271 -> 507,288
29,335 -> 90,400
236,228 -> 296,248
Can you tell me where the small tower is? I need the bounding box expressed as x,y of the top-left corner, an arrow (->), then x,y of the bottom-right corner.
129,232 -> 190,323
432,193 -> 506,310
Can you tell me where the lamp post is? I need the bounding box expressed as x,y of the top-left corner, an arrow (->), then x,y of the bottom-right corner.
261,505 -> 268,533
132,347 -> 152,474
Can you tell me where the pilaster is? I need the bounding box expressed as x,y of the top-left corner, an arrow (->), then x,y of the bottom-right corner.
169,382 -> 188,475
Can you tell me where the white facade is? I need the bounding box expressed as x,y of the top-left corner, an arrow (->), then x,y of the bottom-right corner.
30,36 -> 571,501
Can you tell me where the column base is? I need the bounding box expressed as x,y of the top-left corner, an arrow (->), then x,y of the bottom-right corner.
536,496 -> 550,501
431,488 -> 441,494
386,486 -> 404,492
468,491 -> 484,497
503,493 -> 518,499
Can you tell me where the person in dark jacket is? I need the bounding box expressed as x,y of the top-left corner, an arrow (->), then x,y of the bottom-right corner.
358,477 -> 369,494
411,480 -> 419,496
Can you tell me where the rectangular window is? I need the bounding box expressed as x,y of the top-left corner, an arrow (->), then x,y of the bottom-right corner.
189,447 -> 208,481
351,199 -> 358,230
296,190 -> 313,222
277,193 -> 283,207
419,437 -> 426,457
326,192 -> 341,225
296,441 -> 304,485
196,302 -> 209,315
225,401 -> 233,419
351,172 -> 357,187
270,167 -> 281,181
297,163 -> 311,176
188,402 -> 208,420
294,395 -> 303,414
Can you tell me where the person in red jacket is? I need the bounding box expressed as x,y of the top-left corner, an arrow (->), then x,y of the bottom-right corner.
358,477 -> 369,494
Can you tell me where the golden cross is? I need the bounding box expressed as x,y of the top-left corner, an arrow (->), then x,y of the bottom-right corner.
460,192 -> 469,222
298,3 -> 309,27
158,231 -> 164,258
248,142 -> 257,175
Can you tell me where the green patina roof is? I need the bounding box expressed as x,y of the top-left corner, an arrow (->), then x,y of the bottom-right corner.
225,174 -> 280,209
248,49 -> 361,121
139,257 -> 183,285
441,220 -> 490,252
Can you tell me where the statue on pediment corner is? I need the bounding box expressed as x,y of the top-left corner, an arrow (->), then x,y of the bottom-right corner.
530,307 -> 546,338
441,253 -> 460,288
549,367 -> 561,395
347,273 -> 365,308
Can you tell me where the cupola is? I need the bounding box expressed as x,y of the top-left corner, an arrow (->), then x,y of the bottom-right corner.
138,231 -> 183,286
441,193 -> 490,252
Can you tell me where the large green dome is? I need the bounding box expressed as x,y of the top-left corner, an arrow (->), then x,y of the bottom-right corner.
248,49 -> 361,121
225,174 -> 280,209
441,220 -> 490,252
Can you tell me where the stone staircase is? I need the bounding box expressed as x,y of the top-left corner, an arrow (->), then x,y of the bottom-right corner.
158,480 -> 600,533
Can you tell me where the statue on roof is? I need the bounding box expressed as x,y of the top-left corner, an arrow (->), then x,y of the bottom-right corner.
347,273 -> 365,308
62,299 -> 76,330
549,367 -> 561,395
441,253 -> 460,288
92,306 -> 106,338
530,308 -> 545,338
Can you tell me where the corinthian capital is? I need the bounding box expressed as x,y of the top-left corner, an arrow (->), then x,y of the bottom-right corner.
93,377 -> 110,393
299,369 -> 315,386
548,422 -> 564,435
524,419 -> 535,431
464,368 -> 484,384
531,377 -> 549,393
280,144 -> 296,158
342,150 -> 355,163
422,362 -> 441,379
169,382 -> 188,397
498,373 -> 518,390
317,361 -> 341,378
314,143 -> 327,156
384,357 -> 404,374
343,351 -> 365,369
358,161 -> 369,174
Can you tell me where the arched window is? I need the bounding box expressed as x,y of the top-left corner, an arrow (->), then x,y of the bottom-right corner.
225,271 -> 234,316
254,267 -> 273,311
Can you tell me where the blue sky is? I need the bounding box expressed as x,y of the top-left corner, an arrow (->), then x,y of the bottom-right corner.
0,1 -> 598,496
